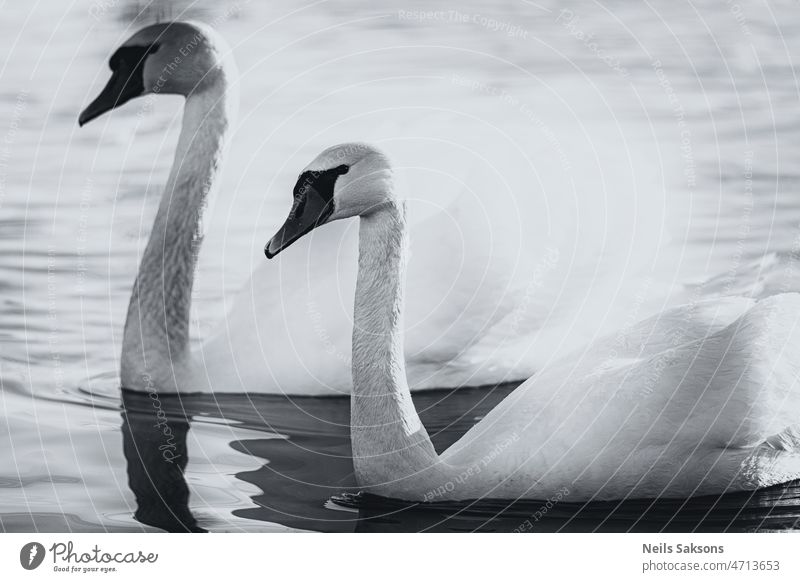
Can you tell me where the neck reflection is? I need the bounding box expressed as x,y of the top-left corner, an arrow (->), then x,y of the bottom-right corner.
121,389 -> 205,532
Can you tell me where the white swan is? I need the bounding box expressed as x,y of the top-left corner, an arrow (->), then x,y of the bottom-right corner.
79,21 -> 547,394
266,142 -> 800,501
80,21 -> 238,393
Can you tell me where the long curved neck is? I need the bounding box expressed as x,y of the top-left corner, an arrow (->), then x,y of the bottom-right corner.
351,201 -> 442,496
121,82 -> 231,390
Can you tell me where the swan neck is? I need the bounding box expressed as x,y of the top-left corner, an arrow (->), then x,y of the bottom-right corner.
121,82 -> 232,388
351,202 -> 440,493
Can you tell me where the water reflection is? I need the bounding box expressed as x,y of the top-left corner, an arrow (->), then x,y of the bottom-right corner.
121,390 -> 204,532
120,386 -> 800,533
119,384 -> 518,532
336,485 -> 800,533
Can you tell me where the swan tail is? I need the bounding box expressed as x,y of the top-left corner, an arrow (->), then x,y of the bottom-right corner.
695,294 -> 800,451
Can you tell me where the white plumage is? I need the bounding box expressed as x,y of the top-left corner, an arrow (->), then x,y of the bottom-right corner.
94,22 -> 673,396
273,142 -> 800,501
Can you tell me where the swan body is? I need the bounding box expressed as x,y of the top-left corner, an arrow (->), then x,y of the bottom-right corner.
201,191 -> 535,395
440,294 -> 800,500
81,21 -> 570,395
266,142 -> 800,501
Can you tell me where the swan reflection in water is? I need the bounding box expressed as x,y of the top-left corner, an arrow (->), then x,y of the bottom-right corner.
120,387 -> 800,533
121,390 -> 203,532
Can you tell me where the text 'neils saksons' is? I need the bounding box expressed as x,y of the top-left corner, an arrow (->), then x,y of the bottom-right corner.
643,543 -> 724,554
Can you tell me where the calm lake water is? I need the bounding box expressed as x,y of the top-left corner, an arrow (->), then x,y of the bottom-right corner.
2,0 -> 800,532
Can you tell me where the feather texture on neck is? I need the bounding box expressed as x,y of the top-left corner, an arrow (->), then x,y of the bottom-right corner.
350,201 -> 450,496
121,82 -> 232,391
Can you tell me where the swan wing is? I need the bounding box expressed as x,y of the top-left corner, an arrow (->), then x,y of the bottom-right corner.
442,294 -> 800,498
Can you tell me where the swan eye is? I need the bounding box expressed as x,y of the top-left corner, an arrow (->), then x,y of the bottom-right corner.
108,43 -> 160,71
293,165 -> 349,201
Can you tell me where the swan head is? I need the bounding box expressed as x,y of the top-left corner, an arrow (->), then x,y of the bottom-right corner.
265,142 -> 394,258
79,21 -> 231,126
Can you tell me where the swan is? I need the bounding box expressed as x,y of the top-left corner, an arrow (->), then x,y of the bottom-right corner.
266,142 -> 800,501
78,21 -> 556,395
79,21 -> 239,393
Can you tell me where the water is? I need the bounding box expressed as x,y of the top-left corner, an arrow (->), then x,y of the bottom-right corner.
2,0 -> 800,532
